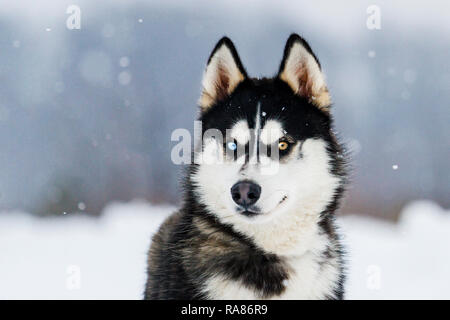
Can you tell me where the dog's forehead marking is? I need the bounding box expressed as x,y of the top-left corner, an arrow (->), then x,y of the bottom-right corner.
228,103 -> 285,151
260,120 -> 284,145
251,102 -> 261,161
230,120 -> 250,144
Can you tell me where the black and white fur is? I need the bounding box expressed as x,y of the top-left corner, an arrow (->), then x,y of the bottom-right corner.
144,34 -> 347,300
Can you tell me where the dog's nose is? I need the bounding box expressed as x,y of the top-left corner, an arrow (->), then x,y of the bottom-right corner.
231,181 -> 261,208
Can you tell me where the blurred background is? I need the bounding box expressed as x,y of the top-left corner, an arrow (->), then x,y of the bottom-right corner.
0,0 -> 448,218
0,0 -> 449,299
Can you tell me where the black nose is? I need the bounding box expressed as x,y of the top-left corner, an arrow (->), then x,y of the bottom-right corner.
231,181 -> 261,208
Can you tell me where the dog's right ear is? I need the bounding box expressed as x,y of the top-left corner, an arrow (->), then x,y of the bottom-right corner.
199,37 -> 247,111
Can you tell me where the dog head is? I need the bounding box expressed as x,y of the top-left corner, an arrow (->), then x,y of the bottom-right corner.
191,34 -> 346,229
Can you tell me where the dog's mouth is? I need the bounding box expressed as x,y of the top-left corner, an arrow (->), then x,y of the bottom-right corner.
269,194 -> 289,213
240,210 -> 260,217
238,195 -> 288,217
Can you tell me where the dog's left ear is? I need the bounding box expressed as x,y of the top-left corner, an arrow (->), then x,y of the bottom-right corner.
278,34 -> 331,111
199,37 -> 247,111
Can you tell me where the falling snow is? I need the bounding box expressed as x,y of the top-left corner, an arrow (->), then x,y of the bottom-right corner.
118,71 -> 132,85
78,202 -> 86,211
119,57 -> 130,68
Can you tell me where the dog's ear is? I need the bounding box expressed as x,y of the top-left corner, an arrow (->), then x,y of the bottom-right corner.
278,34 -> 331,111
199,37 -> 247,111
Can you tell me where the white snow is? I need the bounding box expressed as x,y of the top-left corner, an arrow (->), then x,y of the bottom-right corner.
343,201 -> 450,299
0,200 -> 448,299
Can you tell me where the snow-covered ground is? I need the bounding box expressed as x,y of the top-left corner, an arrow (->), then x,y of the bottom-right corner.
0,200 -> 448,299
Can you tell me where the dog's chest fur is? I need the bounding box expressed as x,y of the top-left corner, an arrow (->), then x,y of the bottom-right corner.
204,252 -> 340,300
197,214 -> 342,300
144,202 -> 344,300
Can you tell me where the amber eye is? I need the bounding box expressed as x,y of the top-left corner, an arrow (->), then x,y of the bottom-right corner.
278,141 -> 289,151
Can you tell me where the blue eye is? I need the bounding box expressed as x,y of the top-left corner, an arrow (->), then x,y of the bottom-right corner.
227,142 -> 237,151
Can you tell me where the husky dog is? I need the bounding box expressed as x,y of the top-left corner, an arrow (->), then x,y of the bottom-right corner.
144,34 -> 347,300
